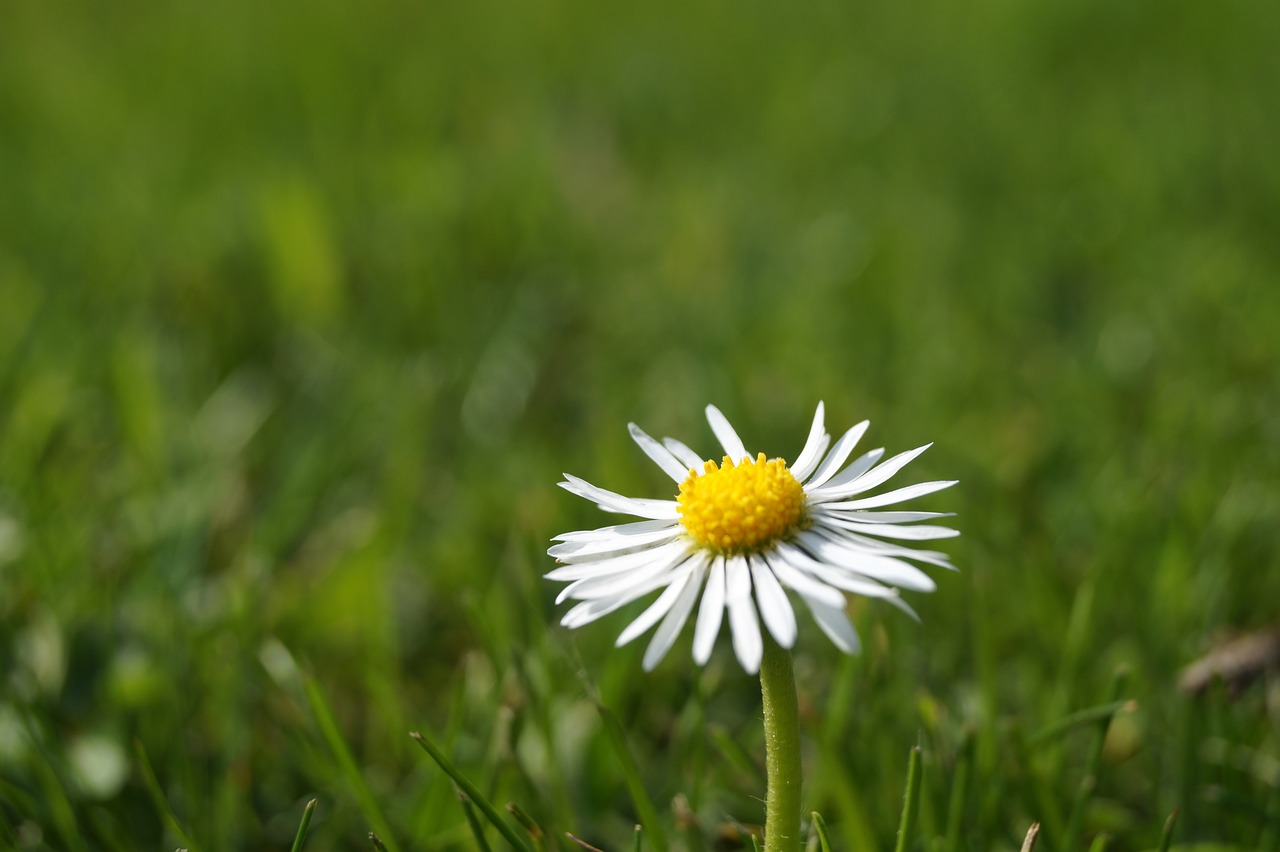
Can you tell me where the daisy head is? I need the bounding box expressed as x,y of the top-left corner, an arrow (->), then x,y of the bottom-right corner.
547,403 -> 958,673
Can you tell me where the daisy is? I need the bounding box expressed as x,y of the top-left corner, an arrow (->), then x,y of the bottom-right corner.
547,403 -> 957,673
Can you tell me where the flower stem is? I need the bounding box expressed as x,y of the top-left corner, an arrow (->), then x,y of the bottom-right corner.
760,633 -> 802,851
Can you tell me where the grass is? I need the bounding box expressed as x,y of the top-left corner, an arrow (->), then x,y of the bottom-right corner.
1,0 -> 1279,848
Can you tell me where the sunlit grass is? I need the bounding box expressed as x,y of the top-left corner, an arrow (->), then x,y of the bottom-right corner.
2,0 -> 1279,848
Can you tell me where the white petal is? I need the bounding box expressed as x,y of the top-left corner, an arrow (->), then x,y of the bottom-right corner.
813,444 -> 932,502
560,475 -> 679,519
816,520 -> 959,541
548,527 -> 683,560
797,531 -> 937,592
774,541 -> 906,599
663,437 -> 707,473
692,556 -> 727,665
810,510 -> 954,524
725,556 -> 763,673
615,563 -> 697,647
555,544 -> 693,602
749,555 -> 797,649
813,526 -> 958,571
761,551 -> 846,608
804,421 -> 869,489
629,498 -> 682,517
553,519 -> 682,543
629,423 -> 695,482
820,480 -> 959,511
545,539 -> 691,581
803,596 -> 860,654
705,405 -> 750,462
642,555 -> 709,671
881,593 -> 922,623
808,448 -> 884,496
560,568 -> 687,628
788,402 -> 828,481
557,564 -> 674,605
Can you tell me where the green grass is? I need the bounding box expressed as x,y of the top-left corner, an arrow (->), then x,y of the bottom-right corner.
2,0 -> 1279,848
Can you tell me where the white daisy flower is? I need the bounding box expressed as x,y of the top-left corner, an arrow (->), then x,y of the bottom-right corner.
547,403 -> 958,674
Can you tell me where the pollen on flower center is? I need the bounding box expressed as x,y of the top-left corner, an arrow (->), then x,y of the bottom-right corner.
677,453 -> 806,553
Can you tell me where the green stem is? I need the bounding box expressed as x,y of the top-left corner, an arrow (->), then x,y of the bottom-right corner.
760,634 -> 803,852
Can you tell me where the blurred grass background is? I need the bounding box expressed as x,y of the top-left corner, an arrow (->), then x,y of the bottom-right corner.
2,0 -> 1279,848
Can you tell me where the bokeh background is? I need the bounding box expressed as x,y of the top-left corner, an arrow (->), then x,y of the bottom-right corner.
2,0 -> 1278,849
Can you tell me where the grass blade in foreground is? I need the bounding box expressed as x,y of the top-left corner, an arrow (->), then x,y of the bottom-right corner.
1029,700 -> 1134,746
1157,809 -> 1178,852
455,785 -> 493,852
709,723 -> 767,787
943,730 -> 973,852
304,677 -> 401,852
507,802 -> 547,852
1010,723 -> 1066,844
1062,671 -> 1129,852
291,799 -> 317,852
567,832 -> 605,851
595,701 -> 669,852
893,746 -> 922,852
409,731 -> 534,852
810,811 -> 832,852
135,739 -> 203,852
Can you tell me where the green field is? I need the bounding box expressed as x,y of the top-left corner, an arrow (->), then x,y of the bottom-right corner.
2,0 -> 1279,849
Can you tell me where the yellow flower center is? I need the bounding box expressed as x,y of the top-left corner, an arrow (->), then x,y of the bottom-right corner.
677,453 -> 806,553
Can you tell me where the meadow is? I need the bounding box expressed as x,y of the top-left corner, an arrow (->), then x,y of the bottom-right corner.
1,0 -> 1279,848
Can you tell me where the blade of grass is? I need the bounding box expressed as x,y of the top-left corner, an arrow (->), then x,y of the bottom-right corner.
1020,823 -> 1041,852
819,757 -> 879,852
506,802 -> 546,852
0,783 -> 23,847
135,739 -> 202,852
410,731 -> 533,852
303,677 -> 400,852
1062,774 -> 1096,852
20,712 -> 87,852
455,785 -> 494,852
566,833 -> 605,851
1046,577 -> 1097,774
30,754 -> 86,852
1009,723 -> 1065,848
510,650 -> 574,832
707,723 -> 766,789
1157,809 -> 1178,852
810,811 -> 833,852
1260,785 -> 1280,851
1086,833 -> 1109,852
688,677 -> 709,813
594,700 -> 669,852
83,808 -> 134,852
894,745 -> 923,852
674,793 -> 703,852
633,825 -> 642,852
943,730 -> 974,852
291,799 -> 317,852
1028,701 -> 1135,747
415,676 -> 471,837
820,653 -> 861,749
1062,671 -> 1129,852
